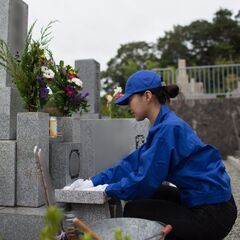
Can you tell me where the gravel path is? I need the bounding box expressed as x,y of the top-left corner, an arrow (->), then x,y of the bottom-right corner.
224,158 -> 240,239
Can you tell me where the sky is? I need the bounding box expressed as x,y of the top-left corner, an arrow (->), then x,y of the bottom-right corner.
24,0 -> 239,71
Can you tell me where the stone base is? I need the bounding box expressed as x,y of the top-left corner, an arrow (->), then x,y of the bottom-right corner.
55,189 -> 110,225
72,203 -> 110,225
0,206 -> 46,240
0,141 -> 16,206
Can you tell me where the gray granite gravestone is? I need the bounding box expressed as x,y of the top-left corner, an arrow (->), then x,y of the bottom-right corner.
0,0 -> 27,139
0,0 -> 28,88
75,59 -> 100,118
16,112 -> 49,207
50,142 -> 82,189
79,119 -> 150,179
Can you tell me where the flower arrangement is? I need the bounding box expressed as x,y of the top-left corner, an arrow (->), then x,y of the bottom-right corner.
0,21 -> 90,116
47,60 -> 89,116
0,21 -> 55,111
105,86 -> 123,118
103,86 -> 133,118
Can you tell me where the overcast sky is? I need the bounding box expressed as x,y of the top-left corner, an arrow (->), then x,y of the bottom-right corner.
24,0 -> 239,71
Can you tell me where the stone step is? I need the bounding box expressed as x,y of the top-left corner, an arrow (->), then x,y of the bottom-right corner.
55,189 -> 109,204
0,206 -> 46,240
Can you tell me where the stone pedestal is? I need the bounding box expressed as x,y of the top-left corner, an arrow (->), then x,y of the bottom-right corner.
16,112 -> 49,207
0,141 -> 16,206
55,189 -> 110,225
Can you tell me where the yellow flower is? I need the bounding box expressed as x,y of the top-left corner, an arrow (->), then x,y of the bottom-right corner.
106,94 -> 113,103
40,54 -> 45,59
69,70 -> 77,75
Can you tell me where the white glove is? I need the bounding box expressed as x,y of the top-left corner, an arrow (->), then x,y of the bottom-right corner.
82,184 -> 108,192
75,179 -> 94,190
63,179 -> 93,190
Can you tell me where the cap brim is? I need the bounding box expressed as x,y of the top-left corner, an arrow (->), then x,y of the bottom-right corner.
115,93 -> 131,105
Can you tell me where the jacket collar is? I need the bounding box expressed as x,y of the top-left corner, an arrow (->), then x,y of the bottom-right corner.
152,104 -> 171,128
146,105 -> 171,143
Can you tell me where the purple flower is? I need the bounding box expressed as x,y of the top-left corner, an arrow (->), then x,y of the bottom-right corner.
36,75 -> 45,87
39,87 -> 49,100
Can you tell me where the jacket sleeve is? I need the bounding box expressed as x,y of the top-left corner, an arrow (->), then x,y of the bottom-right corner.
91,143 -> 145,186
105,138 -> 173,200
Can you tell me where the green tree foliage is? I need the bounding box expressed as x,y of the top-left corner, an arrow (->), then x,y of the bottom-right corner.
101,41 -> 160,93
157,8 -> 240,67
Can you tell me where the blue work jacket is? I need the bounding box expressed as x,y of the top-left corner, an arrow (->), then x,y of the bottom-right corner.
91,105 -> 231,208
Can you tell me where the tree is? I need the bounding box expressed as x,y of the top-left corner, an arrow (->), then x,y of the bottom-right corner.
157,25 -> 191,67
101,41 -> 160,93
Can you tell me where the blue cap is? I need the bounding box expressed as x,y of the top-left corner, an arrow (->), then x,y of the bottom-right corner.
115,70 -> 163,105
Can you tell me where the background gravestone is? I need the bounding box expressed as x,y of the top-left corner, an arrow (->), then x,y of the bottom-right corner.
75,59 -> 101,118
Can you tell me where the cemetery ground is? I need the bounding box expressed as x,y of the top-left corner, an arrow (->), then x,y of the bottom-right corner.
223,158 -> 240,239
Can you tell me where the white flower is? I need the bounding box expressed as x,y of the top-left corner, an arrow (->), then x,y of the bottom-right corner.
47,86 -> 53,94
41,66 -> 48,72
113,86 -> 122,97
43,69 -> 55,79
72,77 -> 83,88
106,94 -> 113,103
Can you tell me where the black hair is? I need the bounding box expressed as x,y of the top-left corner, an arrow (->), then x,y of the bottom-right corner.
138,85 -> 179,104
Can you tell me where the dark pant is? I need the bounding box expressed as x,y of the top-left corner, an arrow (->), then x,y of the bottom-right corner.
123,185 -> 237,240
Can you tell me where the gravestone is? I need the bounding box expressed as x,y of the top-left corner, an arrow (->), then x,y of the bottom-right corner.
79,119 -> 150,178
50,141 -> 82,189
0,0 -> 27,139
75,59 -> 100,118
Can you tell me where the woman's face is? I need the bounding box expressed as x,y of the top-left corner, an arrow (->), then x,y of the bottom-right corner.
128,93 -> 148,121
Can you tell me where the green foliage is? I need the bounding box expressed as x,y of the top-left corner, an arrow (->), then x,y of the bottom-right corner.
80,232 -> 92,240
114,227 -> 131,240
40,206 -> 64,240
101,41 -> 160,93
0,21 -> 56,111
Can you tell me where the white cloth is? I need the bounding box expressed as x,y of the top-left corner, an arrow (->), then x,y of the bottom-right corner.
80,184 -> 108,192
63,179 -> 93,190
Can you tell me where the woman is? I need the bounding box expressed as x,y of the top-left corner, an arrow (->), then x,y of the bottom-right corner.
78,70 -> 237,239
